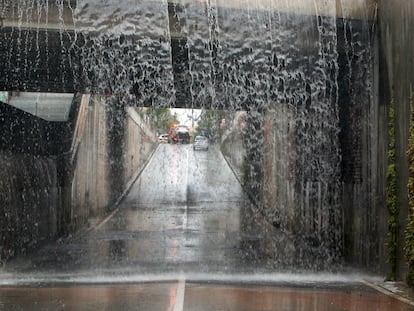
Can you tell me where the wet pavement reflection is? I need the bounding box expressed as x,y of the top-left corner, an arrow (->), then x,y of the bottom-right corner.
184,283 -> 414,311
2,144 -> 290,276
1,144 -> 413,310
0,283 -> 175,311
1,282 -> 414,311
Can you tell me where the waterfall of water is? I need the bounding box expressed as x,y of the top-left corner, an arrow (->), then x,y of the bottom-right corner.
74,0 -> 175,107
0,0 -> 375,270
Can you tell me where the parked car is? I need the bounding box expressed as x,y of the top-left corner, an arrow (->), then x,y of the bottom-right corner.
158,134 -> 169,143
193,135 -> 209,151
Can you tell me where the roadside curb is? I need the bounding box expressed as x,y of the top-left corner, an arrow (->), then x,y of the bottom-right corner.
86,143 -> 160,233
217,144 -> 243,187
363,280 -> 414,307
113,143 -> 160,208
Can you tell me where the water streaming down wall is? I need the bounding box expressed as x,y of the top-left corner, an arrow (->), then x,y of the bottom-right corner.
0,153 -> 60,261
337,13 -> 384,270
0,0 -> 77,92
215,2 -> 379,268
74,0 -> 176,106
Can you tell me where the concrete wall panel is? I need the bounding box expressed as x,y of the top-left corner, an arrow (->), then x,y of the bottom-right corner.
70,96 -> 157,229
71,96 -> 109,225
378,0 -> 414,280
0,94 -> 157,262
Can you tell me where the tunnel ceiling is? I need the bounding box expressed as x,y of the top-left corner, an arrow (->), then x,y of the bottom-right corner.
7,92 -> 74,122
1,0 -> 377,28
0,0 -> 376,109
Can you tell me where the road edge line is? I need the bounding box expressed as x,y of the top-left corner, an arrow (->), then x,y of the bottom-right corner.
113,143 -> 160,207
92,143 -> 160,232
173,278 -> 186,311
363,280 -> 414,307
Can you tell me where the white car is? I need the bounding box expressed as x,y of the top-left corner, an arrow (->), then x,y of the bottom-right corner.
158,134 -> 169,143
193,135 -> 209,151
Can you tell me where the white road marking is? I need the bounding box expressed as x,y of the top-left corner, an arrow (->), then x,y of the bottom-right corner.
183,148 -> 190,229
173,278 -> 186,311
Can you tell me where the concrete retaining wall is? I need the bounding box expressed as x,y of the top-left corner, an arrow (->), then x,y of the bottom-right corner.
70,96 -> 110,227
221,112 -> 247,182
125,107 -> 157,185
0,95 -> 157,263
336,17 -> 388,272
263,107 -> 296,232
68,96 -> 157,230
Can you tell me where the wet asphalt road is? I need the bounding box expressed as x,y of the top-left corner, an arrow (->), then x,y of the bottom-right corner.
1,281 -> 414,310
1,144 -> 414,310
1,143 -> 276,278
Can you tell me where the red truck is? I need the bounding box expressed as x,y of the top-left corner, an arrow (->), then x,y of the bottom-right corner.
168,124 -> 191,144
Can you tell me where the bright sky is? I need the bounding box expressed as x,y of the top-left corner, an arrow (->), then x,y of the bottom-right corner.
171,108 -> 202,128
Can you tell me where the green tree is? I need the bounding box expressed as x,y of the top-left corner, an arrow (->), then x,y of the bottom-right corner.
195,110 -> 226,141
387,94 -> 399,281
406,94 -> 414,286
145,108 -> 179,133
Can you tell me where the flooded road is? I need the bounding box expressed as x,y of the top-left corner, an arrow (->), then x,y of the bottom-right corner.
1,282 -> 414,311
1,144 -> 413,310
1,143 -> 284,279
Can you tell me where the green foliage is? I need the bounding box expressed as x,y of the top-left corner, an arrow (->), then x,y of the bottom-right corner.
387,95 -> 399,281
195,110 -> 226,139
406,94 -> 414,286
144,108 -> 179,133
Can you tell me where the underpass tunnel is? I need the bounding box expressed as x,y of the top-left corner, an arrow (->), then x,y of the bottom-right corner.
0,0 -> 390,278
